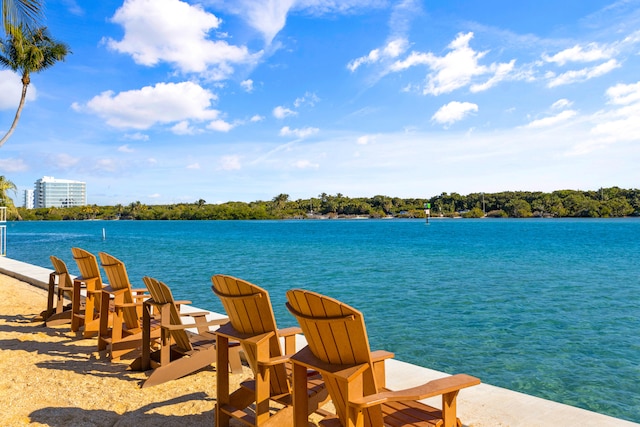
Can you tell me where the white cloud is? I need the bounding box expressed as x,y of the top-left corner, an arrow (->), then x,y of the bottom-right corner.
279,126 -> 319,138
217,0 -> 386,45
105,0 -> 258,79
606,80 -> 640,105
357,134 -> 378,145
53,153 -> 80,168
207,119 -> 234,132
273,106 -> 297,119
543,43 -> 613,66
118,144 -> 135,152
390,32 -> 515,96
77,81 -> 220,129
95,158 -> 118,172
547,59 -> 620,88
250,115 -> 264,122
551,99 -> 573,110
186,162 -> 200,169
148,193 -> 161,198
585,81 -> 640,146
0,158 -> 27,172
241,79 -> 254,92
589,103 -> 640,142
294,92 -> 320,108
347,38 -> 409,72
0,70 -> 37,110
525,110 -> 577,128
293,159 -> 319,169
233,0 -> 295,44
432,101 -> 478,126
124,132 -> 149,141
220,155 -> 241,171
470,60 -> 515,92
171,120 -> 199,135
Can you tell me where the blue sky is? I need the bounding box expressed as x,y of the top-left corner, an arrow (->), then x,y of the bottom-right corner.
1,0 -> 639,206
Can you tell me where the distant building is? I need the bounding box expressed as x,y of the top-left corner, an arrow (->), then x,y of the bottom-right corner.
23,189 -> 34,209
34,176 -> 86,208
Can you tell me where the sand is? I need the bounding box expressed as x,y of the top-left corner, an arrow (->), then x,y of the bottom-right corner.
0,273 -> 260,426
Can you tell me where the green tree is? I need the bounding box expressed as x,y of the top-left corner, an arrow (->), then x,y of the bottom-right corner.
504,198 -> 532,218
463,207 -> 485,218
0,174 -> 16,206
0,25 -> 70,148
272,193 -> 289,211
2,0 -> 41,35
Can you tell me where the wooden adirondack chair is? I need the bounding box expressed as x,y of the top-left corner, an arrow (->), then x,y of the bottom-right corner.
98,252 -> 155,361
42,256 -> 77,326
211,274 -> 329,427
286,289 -> 481,427
71,247 -> 104,336
128,276 -> 243,387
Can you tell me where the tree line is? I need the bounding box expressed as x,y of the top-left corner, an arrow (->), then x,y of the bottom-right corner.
6,187 -> 640,221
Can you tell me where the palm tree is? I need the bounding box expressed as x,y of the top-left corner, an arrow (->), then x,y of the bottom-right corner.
0,175 -> 17,206
2,0 -> 41,35
0,25 -> 69,148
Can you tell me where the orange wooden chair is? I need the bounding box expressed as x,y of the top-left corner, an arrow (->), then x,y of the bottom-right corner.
286,289 -> 481,427
129,276 -> 243,387
71,247 -> 104,337
97,252 -> 156,361
211,274 -> 329,427
42,255 -> 77,326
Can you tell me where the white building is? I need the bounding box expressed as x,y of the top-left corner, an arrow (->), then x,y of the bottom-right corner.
23,189 -> 34,209
34,176 -> 86,208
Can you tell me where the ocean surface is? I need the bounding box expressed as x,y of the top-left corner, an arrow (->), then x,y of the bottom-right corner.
4,218 -> 640,422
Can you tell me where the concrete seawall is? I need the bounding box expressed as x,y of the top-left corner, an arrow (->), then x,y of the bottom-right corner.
1,256 -> 637,427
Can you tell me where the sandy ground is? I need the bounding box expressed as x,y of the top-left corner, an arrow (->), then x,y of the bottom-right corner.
0,273 -> 272,426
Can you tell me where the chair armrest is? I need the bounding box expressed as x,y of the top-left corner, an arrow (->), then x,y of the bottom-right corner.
370,350 -> 394,362
349,374 -> 481,409
132,293 -> 150,301
181,311 -> 224,320
162,317 -> 229,331
258,354 -> 292,367
114,302 -> 143,309
184,314 -> 229,327
102,287 -> 127,297
174,300 -> 192,305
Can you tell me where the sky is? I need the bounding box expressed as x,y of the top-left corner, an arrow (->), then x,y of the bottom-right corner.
1,0 -> 639,206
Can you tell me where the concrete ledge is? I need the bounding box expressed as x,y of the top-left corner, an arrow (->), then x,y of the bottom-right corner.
1,256 -> 637,427
0,256 -> 50,290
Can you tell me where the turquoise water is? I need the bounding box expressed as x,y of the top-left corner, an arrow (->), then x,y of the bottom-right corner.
5,218 -> 640,422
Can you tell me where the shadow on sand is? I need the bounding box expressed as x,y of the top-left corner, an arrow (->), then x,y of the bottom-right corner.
29,392 -> 215,426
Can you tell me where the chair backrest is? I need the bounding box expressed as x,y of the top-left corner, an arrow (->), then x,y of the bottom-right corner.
71,247 -> 102,287
98,252 -> 139,328
211,274 -> 288,395
286,288 -> 380,424
50,255 -> 73,288
142,276 -> 192,351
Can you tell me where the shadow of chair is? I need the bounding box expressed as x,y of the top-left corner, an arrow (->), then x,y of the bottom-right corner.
286,288 -> 481,427
97,252 -> 156,361
71,247 -> 104,337
128,276 -> 243,387
211,274 -> 329,427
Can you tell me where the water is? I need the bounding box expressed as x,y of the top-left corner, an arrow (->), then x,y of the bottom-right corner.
5,218 -> 640,422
